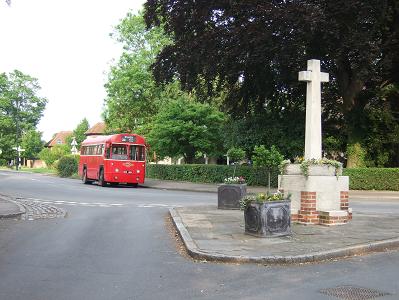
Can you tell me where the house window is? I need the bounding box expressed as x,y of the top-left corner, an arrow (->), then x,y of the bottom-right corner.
56,139 -> 62,145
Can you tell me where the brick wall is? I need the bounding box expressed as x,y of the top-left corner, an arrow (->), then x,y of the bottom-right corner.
299,191 -> 319,224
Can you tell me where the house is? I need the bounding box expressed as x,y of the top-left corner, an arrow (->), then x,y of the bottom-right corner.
85,122 -> 106,136
45,131 -> 73,148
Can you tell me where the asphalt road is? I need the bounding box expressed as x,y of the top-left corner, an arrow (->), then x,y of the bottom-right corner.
0,171 -> 398,300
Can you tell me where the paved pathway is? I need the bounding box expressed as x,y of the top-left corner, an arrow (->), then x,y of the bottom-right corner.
171,205 -> 399,264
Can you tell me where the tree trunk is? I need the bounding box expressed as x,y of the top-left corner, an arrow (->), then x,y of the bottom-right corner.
185,156 -> 194,164
336,60 -> 367,168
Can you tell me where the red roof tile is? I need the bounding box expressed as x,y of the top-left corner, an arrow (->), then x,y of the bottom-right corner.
85,122 -> 106,136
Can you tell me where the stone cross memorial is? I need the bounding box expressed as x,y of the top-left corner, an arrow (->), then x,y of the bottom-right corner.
299,59 -> 329,160
278,59 -> 351,226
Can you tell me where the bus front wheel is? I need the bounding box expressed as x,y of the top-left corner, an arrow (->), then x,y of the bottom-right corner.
82,168 -> 91,184
98,169 -> 107,187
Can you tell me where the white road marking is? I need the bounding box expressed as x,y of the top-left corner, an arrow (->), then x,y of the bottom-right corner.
137,204 -> 183,208
16,197 -> 182,209
17,197 -> 125,208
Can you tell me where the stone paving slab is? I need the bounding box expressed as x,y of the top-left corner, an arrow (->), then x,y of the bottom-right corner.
171,205 -> 399,264
0,194 -> 24,218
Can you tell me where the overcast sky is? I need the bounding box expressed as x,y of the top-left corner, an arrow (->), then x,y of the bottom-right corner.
0,0 -> 145,141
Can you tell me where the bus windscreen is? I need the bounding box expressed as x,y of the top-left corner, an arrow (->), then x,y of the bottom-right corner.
111,145 -> 128,160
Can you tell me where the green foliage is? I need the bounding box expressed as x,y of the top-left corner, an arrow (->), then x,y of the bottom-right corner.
65,118 -> 90,149
56,155 -> 79,178
147,164 -> 399,191
227,147 -> 245,162
145,1 -> 399,168
240,191 -> 290,210
39,145 -> 69,168
343,168 -> 399,191
299,158 -> 343,178
223,111 -> 305,161
346,142 -> 367,168
362,88 -> 399,167
103,11 -> 172,132
146,164 -> 279,187
0,70 -> 47,161
252,145 -> 284,168
146,98 -> 226,163
21,129 -> 43,159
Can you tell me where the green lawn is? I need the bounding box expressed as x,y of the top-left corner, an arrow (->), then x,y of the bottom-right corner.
0,166 -> 57,175
0,166 -> 81,179
21,167 -> 57,174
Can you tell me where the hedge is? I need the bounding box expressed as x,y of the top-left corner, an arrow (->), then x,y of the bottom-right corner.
343,168 -> 399,191
146,164 -> 279,187
56,155 -> 80,178
146,164 -> 399,191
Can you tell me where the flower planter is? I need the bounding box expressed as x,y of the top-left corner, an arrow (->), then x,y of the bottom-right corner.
284,163 -> 342,176
244,200 -> 291,237
218,184 -> 247,210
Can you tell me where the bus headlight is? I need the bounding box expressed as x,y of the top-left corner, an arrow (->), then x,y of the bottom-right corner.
136,170 -> 140,174
115,168 -> 119,172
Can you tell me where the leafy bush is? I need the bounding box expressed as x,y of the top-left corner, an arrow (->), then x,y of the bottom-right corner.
146,164 -> 279,187
343,168 -> 399,191
56,155 -> 79,178
39,145 -> 69,168
252,145 -> 284,168
227,147 -> 246,162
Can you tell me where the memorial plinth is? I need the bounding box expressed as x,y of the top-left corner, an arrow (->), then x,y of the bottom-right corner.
279,164 -> 351,225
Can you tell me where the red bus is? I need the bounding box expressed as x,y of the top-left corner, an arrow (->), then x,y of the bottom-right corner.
78,133 -> 146,187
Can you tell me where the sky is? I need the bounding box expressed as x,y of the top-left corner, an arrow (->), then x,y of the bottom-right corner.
0,0 -> 146,141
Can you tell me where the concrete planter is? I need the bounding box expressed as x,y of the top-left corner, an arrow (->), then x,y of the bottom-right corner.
284,163 -> 342,176
244,200 -> 291,237
217,184 -> 247,210
284,164 -> 302,175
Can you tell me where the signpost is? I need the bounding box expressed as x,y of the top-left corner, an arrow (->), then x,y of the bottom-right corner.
71,137 -> 78,155
12,146 -> 25,170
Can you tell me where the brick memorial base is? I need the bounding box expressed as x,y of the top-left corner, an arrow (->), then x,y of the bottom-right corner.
279,164 -> 351,226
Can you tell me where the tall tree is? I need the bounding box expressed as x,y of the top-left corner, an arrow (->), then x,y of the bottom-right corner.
103,11 -> 172,132
144,0 -> 399,166
0,70 -> 47,164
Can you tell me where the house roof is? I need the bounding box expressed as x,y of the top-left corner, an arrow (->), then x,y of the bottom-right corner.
45,131 -> 73,147
85,122 -> 106,136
